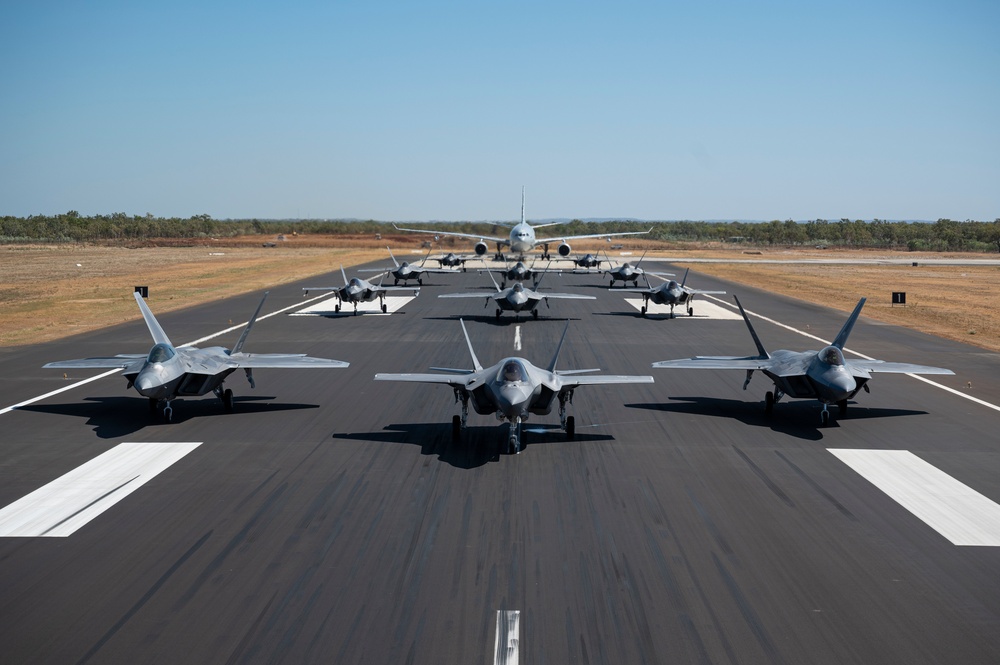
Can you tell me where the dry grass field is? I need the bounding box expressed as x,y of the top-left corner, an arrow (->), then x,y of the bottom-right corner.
2,235 -> 999,353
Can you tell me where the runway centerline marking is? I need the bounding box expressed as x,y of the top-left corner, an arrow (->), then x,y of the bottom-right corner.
0,442 -> 201,537
703,294 -> 1000,414
1,294 -> 331,417
493,610 -> 520,665
830,449 -> 1000,546
514,325 -> 522,351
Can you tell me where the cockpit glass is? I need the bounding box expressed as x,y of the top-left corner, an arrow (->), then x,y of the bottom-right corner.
498,360 -> 526,383
821,346 -> 844,366
147,343 -> 175,363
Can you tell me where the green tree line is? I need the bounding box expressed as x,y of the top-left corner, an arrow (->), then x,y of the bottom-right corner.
3,212 -> 1000,252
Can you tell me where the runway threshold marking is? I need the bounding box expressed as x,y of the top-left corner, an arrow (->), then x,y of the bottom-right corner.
1,294 -> 331,417
0,442 -> 201,537
493,610 -> 520,665
290,295 -> 416,316
829,449 -> 1000,546
624,298 -> 742,319
702,295 -> 1000,414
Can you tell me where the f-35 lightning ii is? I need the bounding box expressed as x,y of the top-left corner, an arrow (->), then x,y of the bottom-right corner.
622,268 -> 726,317
375,319 -> 653,452
303,266 -> 418,314
439,264 -> 593,320
359,246 -> 455,285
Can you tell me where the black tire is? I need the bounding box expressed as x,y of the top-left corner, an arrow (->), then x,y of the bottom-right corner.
223,388 -> 234,411
566,415 -> 575,440
496,309 -> 502,320
533,310 -> 539,320
641,306 -> 646,316
838,399 -> 848,417
382,303 -> 387,313
688,307 -> 694,316
335,304 -> 340,313
765,391 -> 775,414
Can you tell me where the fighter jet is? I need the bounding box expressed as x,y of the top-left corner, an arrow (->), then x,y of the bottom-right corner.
375,319 -> 653,452
44,291 -> 349,421
433,252 -> 475,271
623,268 -> 726,317
439,266 -> 593,320
479,257 -> 558,288
395,188 -> 650,260
303,266 -> 418,314
651,296 -> 954,425
567,253 -> 605,270
604,250 -> 673,287
359,246 -> 455,285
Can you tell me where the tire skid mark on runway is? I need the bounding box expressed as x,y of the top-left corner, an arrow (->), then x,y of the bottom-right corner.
1,293 -> 332,417
732,446 -> 795,508
774,451 -> 858,521
703,294 -> 1000,413
74,530 -> 213,665
711,551 -> 788,665
223,591 -> 277,665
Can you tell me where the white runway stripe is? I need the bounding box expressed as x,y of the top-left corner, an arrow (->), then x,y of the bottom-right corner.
0,442 -> 201,537
830,449 -> 1000,546
493,610 -> 520,665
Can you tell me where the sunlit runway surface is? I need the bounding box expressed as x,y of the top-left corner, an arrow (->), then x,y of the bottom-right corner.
2,262 -> 1000,664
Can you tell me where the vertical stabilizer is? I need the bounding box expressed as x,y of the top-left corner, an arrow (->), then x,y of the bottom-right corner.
547,320 -> 571,372
520,186 -> 525,225
387,246 -> 400,268
340,265 -> 349,285
832,298 -> 867,349
232,292 -> 268,354
680,267 -> 690,288
733,296 -> 769,359
133,291 -> 172,346
459,319 -> 483,371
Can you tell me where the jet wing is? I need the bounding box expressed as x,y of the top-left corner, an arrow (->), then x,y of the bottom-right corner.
560,375 -> 654,387
438,293 -> 495,299
845,359 -> 954,375
226,353 -> 349,369
393,225 -> 508,246
539,293 -> 596,300
652,356 -> 773,370
380,286 -> 421,292
43,356 -> 144,370
684,288 -> 727,295
536,228 -> 652,244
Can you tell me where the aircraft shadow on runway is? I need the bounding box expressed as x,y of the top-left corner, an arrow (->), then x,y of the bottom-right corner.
422,315 -> 585,326
331,423 -> 612,469
627,396 -> 929,441
18,396 -> 320,439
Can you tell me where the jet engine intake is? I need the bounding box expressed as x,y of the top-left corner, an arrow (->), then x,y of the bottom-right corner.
557,242 -> 572,257
474,241 -> 488,256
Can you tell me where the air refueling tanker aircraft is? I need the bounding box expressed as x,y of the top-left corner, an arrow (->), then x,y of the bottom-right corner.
375,319 -> 653,452
651,296 -> 954,425
44,291 -> 349,421
395,189 -> 650,260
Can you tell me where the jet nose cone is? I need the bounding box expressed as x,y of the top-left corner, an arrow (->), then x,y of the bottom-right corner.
135,369 -> 168,398
498,384 -> 530,418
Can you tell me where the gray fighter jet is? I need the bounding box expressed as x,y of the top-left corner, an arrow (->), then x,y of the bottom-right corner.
303,266 -> 418,314
360,246 -> 455,285
479,257 -> 559,288
375,319 -> 653,452
567,252 -> 605,270
44,291 -> 349,421
622,268 -> 726,317
439,266 -> 593,320
604,251 -> 674,287
651,296 -> 954,425
434,252 -> 474,271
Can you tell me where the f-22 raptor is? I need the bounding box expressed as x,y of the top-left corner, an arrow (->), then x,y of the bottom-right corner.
375,320 -> 653,452
44,291 -> 349,421
651,296 -> 954,425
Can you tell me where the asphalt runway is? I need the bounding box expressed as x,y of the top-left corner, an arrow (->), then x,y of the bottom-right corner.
2,260 -> 1000,663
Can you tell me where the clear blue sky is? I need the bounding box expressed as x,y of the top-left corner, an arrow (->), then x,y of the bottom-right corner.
2,1 -> 997,221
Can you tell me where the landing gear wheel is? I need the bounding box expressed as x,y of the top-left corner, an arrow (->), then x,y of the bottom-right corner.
382,303 -> 387,313
452,415 -> 461,441
688,307 -> 694,316
765,391 -> 775,414
334,304 -> 340,313
222,388 -> 234,411
610,279 -> 614,287
394,279 -> 399,286
566,415 -> 575,440
838,399 -> 848,417
532,309 -> 539,320
641,306 -> 647,317
496,309 -> 502,321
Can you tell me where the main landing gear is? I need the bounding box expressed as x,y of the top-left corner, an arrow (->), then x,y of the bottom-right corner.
214,386 -> 235,411
559,391 -> 576,440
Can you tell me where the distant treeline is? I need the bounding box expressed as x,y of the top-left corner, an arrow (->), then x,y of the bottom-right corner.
3,211 -> 1000,252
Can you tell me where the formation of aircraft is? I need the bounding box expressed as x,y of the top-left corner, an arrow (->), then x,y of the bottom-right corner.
375,319 -> 653,452
604,251 -> 674,287
303,266 -> 418,314
395,189 -> 650,260
439,266 -> 594,320
359,246 -> 455,285
622,268 -> 727,317
651,296 -> 954,425
43,291 -> 349,421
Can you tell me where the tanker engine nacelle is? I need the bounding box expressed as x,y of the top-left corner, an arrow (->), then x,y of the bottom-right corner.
474,241 -> 489,256
557,242 -> 572,257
